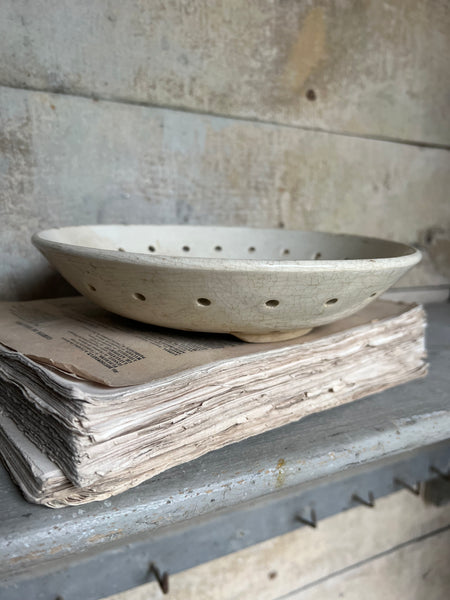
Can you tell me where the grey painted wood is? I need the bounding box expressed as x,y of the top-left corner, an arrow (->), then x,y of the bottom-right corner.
1,86 -> 449,300
1,1 -> 449,146
0,303 -> 448,582
1,444 -> 448,600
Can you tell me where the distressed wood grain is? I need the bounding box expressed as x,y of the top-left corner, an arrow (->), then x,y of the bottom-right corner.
1,86 -> 449,299
288,530 -> 450,600
0,0 -> 449,145
103,491 -> 450,600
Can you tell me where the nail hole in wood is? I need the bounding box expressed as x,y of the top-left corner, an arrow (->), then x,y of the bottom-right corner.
265,299 -> 280,307
197,298 -> 211,306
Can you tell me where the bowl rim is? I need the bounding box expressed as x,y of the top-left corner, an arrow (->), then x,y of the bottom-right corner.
32,225 -> 422,273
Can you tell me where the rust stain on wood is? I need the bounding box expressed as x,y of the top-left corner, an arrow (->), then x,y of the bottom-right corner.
276,458 -> 286,488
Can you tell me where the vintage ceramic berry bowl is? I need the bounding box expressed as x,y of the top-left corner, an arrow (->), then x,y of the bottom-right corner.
32,225 -> 421,342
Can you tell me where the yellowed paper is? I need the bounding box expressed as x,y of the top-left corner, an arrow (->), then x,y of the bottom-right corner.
0,297 -> 413,386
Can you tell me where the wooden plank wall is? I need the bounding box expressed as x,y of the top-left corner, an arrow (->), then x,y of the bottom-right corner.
104,490 -> 450,600
0,0 -> 449,299
1,0 -> 449,145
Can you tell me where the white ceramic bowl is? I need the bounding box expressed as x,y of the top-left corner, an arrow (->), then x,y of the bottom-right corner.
32,225 -> 421,342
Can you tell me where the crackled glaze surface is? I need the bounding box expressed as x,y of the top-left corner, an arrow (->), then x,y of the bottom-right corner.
32,225 -> 421,341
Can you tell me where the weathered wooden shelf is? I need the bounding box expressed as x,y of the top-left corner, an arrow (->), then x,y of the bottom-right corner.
1,303 -> 449,600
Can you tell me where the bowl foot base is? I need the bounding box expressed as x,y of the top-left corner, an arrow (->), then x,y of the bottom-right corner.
231,328 -> 313,343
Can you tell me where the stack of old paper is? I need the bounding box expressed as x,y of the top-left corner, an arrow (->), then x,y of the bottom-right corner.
0,297 -> 427,507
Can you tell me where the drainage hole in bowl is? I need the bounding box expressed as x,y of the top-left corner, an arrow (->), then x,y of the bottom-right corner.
265,299 -> 280,308
325,298 -> 338,306
182,245 -> 190,252
118,247 -> 125,252
215,245 -> 222,252
87,284 -> 97,292
370,292 -> 377,298
313,252 -> 322,260
133,292 -> 146,301
197,298 -> 211,306
148,245 -> 156,252
248,246 -> 256,253
283,249 -> 290,256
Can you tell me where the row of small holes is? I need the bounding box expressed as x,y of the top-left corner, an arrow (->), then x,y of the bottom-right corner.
120,246 -> 327,258
87,286 -> 279,307
143,246 -> 294,255
87,286 -> 377,306
204,298 -> 343,308
198,299 -> 279,307
195,298 -> 338,308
